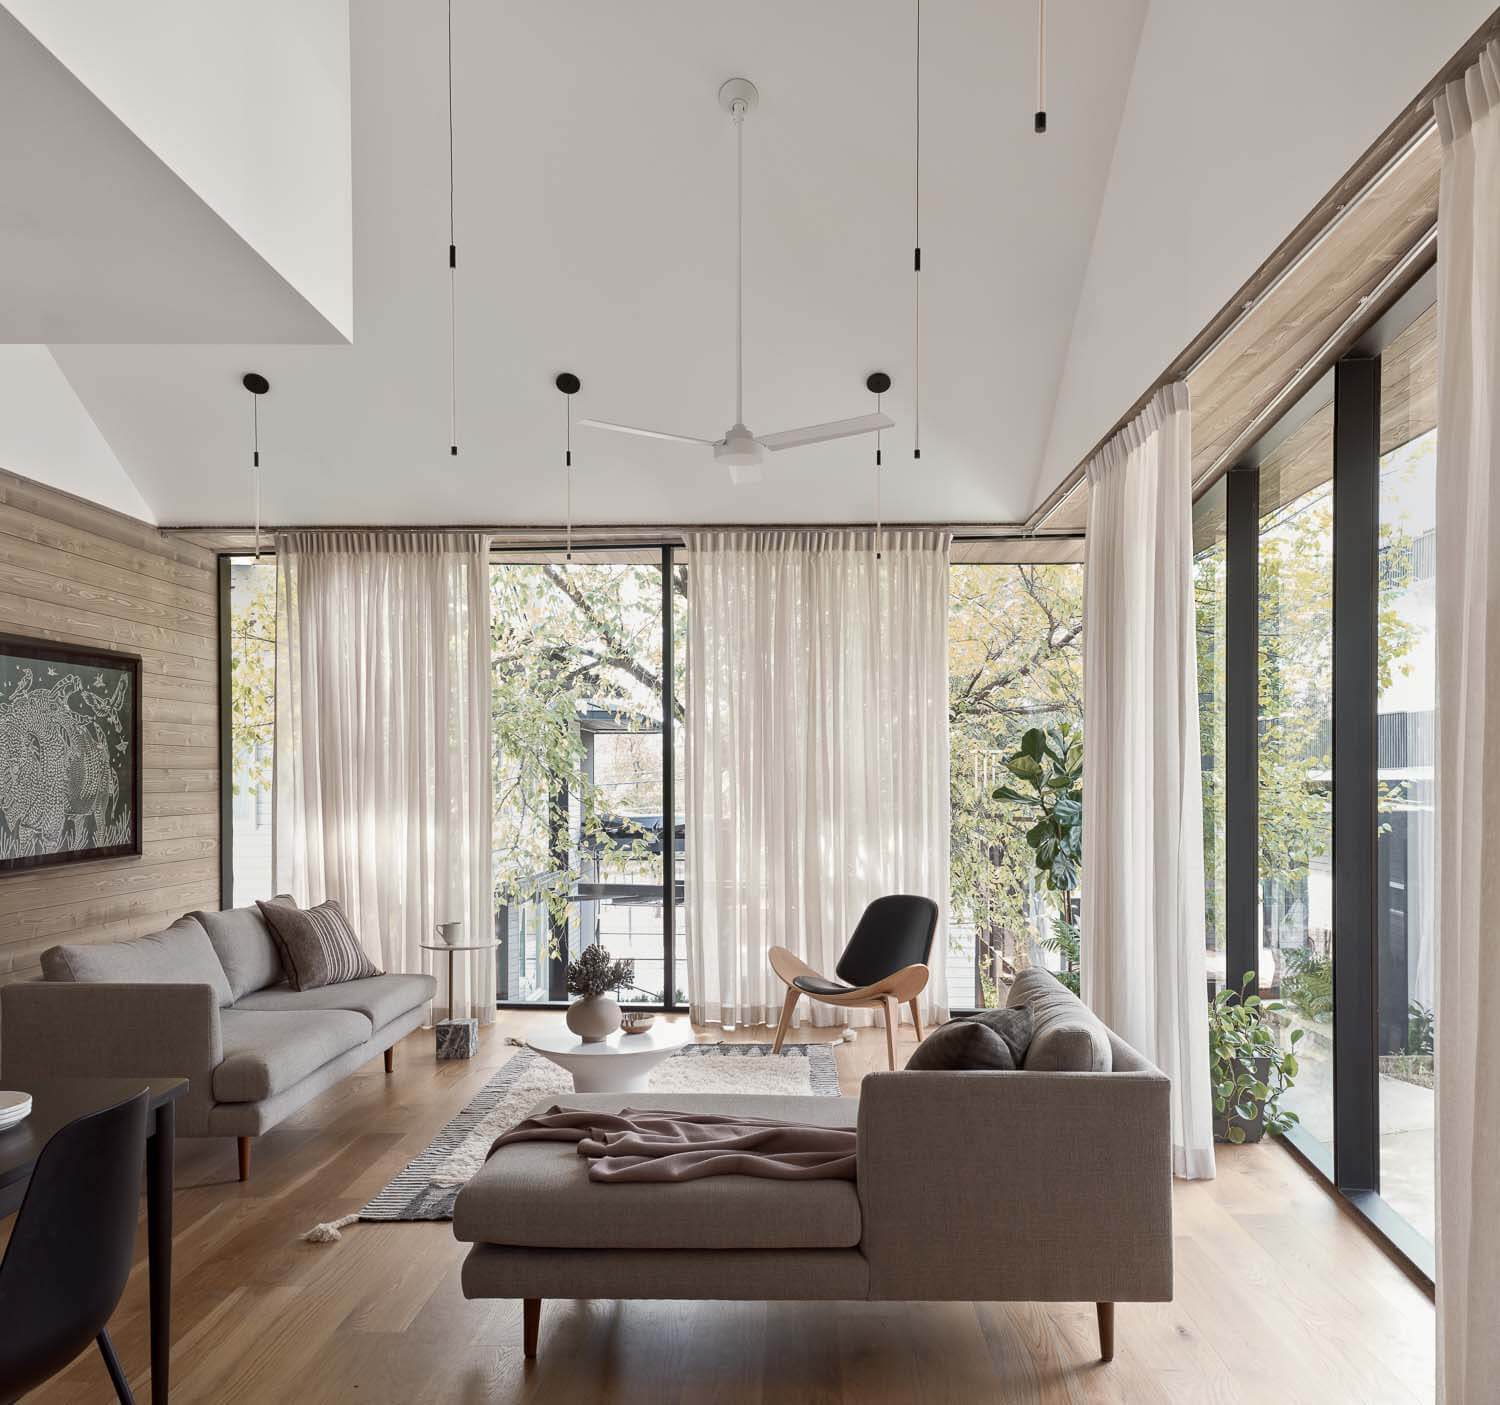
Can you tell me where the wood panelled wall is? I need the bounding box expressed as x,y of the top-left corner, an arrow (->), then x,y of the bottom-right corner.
0,469 -> 219,982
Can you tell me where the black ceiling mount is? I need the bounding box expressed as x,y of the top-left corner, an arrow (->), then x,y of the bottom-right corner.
242,372 -> 270,395
555,372 -> 581,395
866,371 -> 891,395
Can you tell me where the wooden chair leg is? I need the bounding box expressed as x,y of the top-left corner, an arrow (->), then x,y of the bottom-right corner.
1096,1302 -> 1114,1362
384,1046 -> 395,1073
880,996 -> 899,1070
771,987 -> 799,1053
97,1329 -> 135,1404
237,1136 -> 253,1183
523,1298 -> 541,1359
908,998 -> 924,1042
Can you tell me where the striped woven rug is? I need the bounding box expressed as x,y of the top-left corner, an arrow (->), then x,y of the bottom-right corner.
359,1041 -> 842,1223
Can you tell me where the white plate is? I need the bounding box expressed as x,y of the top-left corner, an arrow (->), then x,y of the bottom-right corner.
0,1091 -> 33,1128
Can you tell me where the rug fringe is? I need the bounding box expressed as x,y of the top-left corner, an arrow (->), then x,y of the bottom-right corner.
303,1212 -> 359,1244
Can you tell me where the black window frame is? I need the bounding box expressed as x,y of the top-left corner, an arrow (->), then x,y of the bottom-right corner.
1207,261 -> 1438,1286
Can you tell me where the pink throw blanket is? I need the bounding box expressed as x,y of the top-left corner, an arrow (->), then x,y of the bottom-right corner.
488,1106 -> 857,1182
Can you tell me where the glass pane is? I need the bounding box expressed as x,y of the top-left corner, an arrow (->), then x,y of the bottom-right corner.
1258,405 -> 1335,1154
671,551 -> 688,1007
1194,479 -> 1229,992
1377,303 -> 1437,1243
228,556 -> 277,906
948,563 -> 1085,1008
490,556 -> 668,1005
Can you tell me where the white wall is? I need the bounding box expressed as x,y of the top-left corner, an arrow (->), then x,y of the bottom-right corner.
0,346 -> 153,521
1,0 -> 352,341
1034,0 -> 1494,507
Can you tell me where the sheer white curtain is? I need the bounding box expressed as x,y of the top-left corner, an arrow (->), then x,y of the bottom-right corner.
273,531 -> 494,1024
684,529 -> 950,1030
1081,381 -> 1214,1180
1434,44 -> 1500,1402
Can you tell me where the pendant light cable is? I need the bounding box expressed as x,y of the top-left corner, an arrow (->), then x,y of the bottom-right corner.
447,0 -> 458,456
1035,0 -> 1047,133
875,393 -> 883,561
565,392 -> 573,563
913,0 -> 922,461
251,391 -> 261,561
735,100 -> 745,427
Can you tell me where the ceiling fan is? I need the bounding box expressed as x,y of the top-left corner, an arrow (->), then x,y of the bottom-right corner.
579,78 -> 895,486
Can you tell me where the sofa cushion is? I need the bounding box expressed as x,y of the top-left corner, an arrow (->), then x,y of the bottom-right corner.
1006,967 -> 1112,1072
233,973 -> 436,1030
453,1092 -> 863,1251
40,916 -> 233,1008
906,1010 -> 1030,1071
191,905 -> 286,1002
256,897 -> 381,991
213,1008 -> 373,1103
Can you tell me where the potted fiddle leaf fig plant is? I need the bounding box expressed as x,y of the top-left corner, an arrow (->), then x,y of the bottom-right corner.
993,723 -> 1083,993
1209,970 -> 1302,1144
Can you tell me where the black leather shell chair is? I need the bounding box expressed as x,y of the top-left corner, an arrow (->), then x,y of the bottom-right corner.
769,894 -> 939,1069
0,1089 -> 149,1404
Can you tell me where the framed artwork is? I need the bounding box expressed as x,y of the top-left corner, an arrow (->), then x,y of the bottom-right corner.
0,634 -> 143,875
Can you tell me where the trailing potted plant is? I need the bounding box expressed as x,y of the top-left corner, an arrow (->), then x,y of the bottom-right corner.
1209,970 -> 1302,1143
565,944 -> 636,1043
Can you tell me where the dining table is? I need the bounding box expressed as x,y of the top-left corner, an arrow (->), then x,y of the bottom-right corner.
0,1076 -> 185,1404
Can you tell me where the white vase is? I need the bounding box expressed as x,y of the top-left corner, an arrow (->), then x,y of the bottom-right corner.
566,993 -> 621,1044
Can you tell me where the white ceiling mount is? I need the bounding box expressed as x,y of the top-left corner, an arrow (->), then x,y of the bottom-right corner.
717,76 -> 759,117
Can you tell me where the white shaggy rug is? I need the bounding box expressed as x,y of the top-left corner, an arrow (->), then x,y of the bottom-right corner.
357,1041 -> 841,1222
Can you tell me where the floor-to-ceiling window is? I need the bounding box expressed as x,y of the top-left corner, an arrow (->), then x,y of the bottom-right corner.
1258,405 -> 1336,1154
947,560 -> 1084,1010
1192,270 -> 1438,1273
1375,305 -> 1437,1245
225,555 -> 277,907
490,549 -> 678,1007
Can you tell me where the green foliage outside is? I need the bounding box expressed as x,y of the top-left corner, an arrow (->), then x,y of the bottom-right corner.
948,566 -> 1084,1006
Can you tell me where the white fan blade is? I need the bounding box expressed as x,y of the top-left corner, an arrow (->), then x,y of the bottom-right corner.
755,412 -> 894,452
578,418 -> 718,446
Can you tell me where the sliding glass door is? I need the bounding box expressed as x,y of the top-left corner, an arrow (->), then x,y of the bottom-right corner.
1192,274 -> 1438,1273
490,548 -> 680,1007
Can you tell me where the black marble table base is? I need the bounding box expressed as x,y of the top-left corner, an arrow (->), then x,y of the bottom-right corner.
435,1017 -> 479,1060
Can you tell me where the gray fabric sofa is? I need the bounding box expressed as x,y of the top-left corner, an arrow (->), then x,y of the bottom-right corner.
0,904 -> 436,1180
453,968 -> 1172,1363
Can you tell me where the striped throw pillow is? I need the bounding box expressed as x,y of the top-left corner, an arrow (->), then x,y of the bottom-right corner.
255,897 -> 381,991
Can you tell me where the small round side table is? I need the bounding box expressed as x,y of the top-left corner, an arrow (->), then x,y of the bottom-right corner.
419,940 -> 499,1060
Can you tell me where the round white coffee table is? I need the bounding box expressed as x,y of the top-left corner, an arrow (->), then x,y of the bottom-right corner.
525,1022 -> 695,1093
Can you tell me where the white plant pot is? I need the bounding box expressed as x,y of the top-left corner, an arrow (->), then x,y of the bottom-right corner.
566,993 -> 621,1044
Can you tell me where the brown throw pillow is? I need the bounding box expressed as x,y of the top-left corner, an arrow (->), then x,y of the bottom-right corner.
255,897 -> 381,991
906,1013 -> 1029,1072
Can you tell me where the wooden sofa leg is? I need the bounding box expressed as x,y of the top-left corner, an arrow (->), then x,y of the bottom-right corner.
1096,1302 -> 1114,1362
237,1136 -> 253,1183
523,1298 -> 541,1359
384,1046 -> 395,1073
771,988 -> 798,1054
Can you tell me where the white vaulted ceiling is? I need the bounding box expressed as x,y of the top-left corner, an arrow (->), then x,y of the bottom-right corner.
0,0 -> 1492,528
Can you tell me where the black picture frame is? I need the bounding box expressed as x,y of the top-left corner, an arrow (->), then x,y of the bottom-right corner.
0,633 -> 143,875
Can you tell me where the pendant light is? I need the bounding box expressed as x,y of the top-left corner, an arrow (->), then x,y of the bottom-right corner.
1035,0 -> 1048,133
242,372 -> 270,560
556,373 -> 581,562
867,372 -> 891,560
446,0 -> 459,456
912,0 -> 922,463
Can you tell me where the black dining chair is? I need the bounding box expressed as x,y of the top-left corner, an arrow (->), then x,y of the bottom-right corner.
769,894 -> 940,1069
0,1089 -> 149,1405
